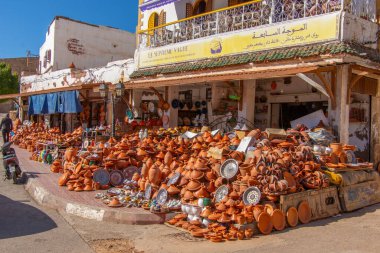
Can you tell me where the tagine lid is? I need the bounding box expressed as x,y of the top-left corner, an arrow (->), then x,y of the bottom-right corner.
298,201 -> 312,224
108,197 -> 123,208
286,206 -> 299,227
271,209 -> 286,231
257,212 -> 273,235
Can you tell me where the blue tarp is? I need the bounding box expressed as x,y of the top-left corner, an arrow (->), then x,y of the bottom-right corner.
28,90 -> 82,115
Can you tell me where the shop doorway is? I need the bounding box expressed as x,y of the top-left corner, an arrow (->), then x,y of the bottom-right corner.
275,101 -> 328,129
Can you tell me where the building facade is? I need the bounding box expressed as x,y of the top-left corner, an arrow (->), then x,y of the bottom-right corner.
128,0 -> 380,163
19,17 -> 136,133
39,16 -> 136,74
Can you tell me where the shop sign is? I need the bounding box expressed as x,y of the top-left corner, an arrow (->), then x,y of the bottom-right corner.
138,12 -> 340,68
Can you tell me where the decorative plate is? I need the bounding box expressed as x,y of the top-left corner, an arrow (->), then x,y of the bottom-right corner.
93,169 -> 110,185
167,172 -> 180,186
109,170 -> 124,187
145,184 -> 152,200
157,108 -> 163,117
162,114 -> 169,125
83,139 -> 89,149
220,159 -> 239,179
123,166 -> 141,180
243,186 -> 261,206
156,188 -> 168,205
214,185 -> 229,203
148,102 -> 155,113
345,150 -> 357,164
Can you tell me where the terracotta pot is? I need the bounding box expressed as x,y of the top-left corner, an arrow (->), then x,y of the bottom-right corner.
148,165 -> 162,185
206,180 -> 216,192
253,205 -> 264,221
236,214 -> 246,225
244,228 -> 253,239
139,178 -> 146,191
58,172 -> 70,186
164,151 -> 173,165
330,143 -> 343,154
239,163 -> 252,177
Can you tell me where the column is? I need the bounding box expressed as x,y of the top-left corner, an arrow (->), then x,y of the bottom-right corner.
371,80 -> 380,164
238,79 -> 256,125
167,86 -> 179,128
330,65 -> 350,144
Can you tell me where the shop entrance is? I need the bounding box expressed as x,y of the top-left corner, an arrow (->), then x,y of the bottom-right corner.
275,101 -> 328,129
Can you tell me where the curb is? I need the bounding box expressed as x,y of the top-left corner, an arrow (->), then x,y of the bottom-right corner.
23,174 -> 169,225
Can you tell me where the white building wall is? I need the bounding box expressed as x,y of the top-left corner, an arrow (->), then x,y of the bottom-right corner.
141,0 -> 229,30
39,17 -> 136,73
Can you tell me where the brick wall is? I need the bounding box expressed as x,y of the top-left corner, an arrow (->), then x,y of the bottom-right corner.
0,57 -> 39,79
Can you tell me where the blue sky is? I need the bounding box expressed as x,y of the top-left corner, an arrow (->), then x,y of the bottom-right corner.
0,0 -> 139,58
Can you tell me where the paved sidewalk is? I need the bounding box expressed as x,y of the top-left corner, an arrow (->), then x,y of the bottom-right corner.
0,152 -> 94,253
15,146 -> 166,224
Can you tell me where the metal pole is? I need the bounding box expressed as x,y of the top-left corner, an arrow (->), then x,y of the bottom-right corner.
111,93 -> 115,137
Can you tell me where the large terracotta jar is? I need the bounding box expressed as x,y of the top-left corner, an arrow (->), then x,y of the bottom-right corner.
149,165 -> 162,185
139,178 -> 147,191
141,163 -> 149,178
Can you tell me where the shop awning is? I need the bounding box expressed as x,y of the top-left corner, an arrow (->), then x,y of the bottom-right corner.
140,0 -> 181,11
28,90 -> 82,115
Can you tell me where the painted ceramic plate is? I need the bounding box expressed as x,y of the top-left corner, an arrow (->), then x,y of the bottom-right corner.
220,159 -> 239,179
214,185 -> 229,203
109,170 -> 124,187
345,150 -> 357,164
123,166 -> 141,180
167,172 -> 180,186
157,108 -> 163,117
148,102 -> 155,113
242,186 -> 261,206
145,184 -> 152,200
156,188 -> 168,205
93,169 -> 110,185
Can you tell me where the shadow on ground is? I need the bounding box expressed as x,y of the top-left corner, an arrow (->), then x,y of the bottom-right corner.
0,194 -> 57,239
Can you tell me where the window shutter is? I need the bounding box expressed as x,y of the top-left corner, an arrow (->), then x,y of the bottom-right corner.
228,0 -> 239,6
159,11 -> 167,25
186,3 -> 193,18
206,0 -> 213,12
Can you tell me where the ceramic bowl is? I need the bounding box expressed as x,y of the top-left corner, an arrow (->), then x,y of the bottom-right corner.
181,204 -> 187,213
198,198 -> 205,208
202,218 -> 211,227
184,204 -> 191,214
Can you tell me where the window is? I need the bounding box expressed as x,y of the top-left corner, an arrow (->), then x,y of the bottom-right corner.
193,0 -> 207,15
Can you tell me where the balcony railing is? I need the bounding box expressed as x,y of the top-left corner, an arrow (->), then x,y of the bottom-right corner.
138,0 -> 377,49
